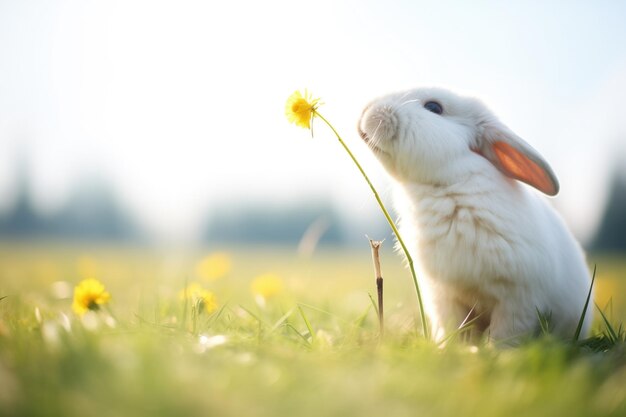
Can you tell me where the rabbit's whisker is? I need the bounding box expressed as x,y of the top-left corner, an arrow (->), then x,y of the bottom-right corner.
369,120 -> 385,150
397,99 -> 420,109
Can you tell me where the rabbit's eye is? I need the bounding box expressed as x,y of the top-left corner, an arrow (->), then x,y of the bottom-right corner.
424,101 -> 443,115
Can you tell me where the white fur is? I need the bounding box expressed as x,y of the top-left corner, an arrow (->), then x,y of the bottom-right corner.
358,87 -> 592,343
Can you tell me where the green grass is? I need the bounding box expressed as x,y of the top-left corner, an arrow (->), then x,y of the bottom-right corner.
0,243 -> 625,417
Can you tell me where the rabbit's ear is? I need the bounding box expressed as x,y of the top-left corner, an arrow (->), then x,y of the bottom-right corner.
476,124 -> 560,196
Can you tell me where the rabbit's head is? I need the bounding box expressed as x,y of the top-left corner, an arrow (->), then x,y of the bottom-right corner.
357,87 -> 559,195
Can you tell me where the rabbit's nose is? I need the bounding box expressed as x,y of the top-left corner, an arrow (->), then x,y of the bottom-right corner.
360,104 -> 398,144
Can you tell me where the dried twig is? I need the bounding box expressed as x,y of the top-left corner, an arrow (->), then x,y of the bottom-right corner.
368,238 -> 385,336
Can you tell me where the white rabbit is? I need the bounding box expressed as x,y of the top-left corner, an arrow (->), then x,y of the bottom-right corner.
358,87 -> 592,343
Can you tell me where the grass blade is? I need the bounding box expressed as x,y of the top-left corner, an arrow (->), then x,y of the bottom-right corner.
203,303 -> 229,328
297,305 -> 315,342
285,323 -> 311,347
133,314 -> 179,330
270,309 -> 294,333
536,308 -> 553,336
180,276 -> 190,331
367,292 -> 379,318
353,305 -> 372,329
239,305 -> 268,327
596,303 -> 619,343
438,309 -> 483,347
573,264 -> 596,342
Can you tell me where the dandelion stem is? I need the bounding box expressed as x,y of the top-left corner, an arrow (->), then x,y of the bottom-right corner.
314,111 -> 430,340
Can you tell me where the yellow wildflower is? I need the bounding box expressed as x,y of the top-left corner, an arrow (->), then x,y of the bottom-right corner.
250,273 -> 284,300
195,252 -> 232,281
285,90 -> 320,129
179,282 -> 218,314
72,278 -> 111,315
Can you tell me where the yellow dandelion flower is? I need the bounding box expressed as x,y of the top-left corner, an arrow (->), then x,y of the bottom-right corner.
250,273 -> 284,300
72,278 -> 111,315
195,252 -> 232,281
179,282 -> 218,314
285,90 -> 320,129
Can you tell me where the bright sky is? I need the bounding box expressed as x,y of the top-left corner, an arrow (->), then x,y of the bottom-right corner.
1,0 -> 625,242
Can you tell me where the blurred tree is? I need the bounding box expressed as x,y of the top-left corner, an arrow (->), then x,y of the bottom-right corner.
0,155 -> 45,237
48,178 -> 141,241
591,162 -> 626,252
0,162 -> 141,242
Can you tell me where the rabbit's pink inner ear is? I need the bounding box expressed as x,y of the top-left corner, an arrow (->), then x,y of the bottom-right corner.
492,141 -> 558,196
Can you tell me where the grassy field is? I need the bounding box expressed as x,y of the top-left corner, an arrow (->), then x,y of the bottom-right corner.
1,243 -> 626,417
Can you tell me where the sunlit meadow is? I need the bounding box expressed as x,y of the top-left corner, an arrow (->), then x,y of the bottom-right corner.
0,91 -> 625,416
0,243 -> 626,417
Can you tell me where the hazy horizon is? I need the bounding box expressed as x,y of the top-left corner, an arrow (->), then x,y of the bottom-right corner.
1,0 -> 625,243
